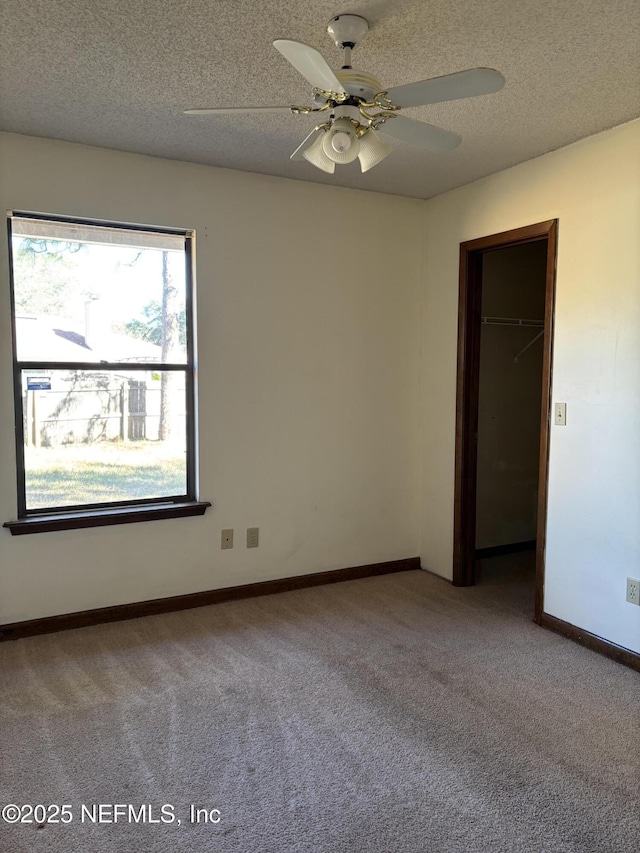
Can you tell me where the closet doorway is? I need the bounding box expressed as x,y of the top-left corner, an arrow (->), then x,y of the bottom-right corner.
453,221 -> 558,623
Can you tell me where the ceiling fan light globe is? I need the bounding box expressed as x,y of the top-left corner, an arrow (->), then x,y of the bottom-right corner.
302,131 -> 336,173
322,119 -> 360,164
358,129 -> 392,172
331,131 -> 352,153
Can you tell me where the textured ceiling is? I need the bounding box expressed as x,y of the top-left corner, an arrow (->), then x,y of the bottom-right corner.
1,0 -> 639,199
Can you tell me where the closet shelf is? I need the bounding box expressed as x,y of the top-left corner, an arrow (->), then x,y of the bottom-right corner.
481,316 -> 544,327
480,317 -> 545,362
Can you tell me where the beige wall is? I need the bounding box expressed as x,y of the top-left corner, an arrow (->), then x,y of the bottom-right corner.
421,119 -> 640,653
2,120 -> 639,657
476,243 -> 546,549
0,133 -> 423,623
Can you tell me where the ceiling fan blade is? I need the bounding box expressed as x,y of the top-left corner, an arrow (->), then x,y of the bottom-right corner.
290,127 -> 323,160
378,115 -> 461,152
184,106 -> 294,115
273,39 -> 347,94
385,68 -> 505,108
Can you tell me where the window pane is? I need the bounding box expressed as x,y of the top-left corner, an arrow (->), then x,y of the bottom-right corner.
12,217 -> 187,364
22,369 -> 188,510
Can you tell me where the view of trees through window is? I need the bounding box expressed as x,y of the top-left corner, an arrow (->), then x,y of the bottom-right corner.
10,215 -> 194,513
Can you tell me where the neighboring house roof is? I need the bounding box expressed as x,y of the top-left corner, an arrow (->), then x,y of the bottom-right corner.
16,316 -> 163,363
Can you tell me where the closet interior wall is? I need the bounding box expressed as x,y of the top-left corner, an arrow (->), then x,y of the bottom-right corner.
476,242 -> 548,552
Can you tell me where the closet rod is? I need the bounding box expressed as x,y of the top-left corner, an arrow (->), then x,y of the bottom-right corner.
481,316 -> 544,327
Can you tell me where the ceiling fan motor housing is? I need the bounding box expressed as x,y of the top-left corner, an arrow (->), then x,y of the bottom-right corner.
336,70 -> 382,102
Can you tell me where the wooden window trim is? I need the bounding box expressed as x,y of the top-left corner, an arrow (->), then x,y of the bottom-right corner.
4,501 -> 211,535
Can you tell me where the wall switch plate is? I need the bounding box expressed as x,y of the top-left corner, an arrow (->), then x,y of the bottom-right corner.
626,577 -> 640,605
247,527 -> 259,548
221,529 -> 233,549
554,402 -> 567,426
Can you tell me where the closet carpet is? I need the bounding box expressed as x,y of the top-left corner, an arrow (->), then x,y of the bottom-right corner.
1,559 -> 638,853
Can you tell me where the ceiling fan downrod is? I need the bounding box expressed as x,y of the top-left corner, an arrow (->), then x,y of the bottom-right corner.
327,14 -> 369,69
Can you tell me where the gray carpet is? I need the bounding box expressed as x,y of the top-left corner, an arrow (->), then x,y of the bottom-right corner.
1,559 -> 638,853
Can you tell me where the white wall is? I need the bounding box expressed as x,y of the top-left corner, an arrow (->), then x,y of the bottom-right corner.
421,119 -> 640,653
0,133 -> 423,623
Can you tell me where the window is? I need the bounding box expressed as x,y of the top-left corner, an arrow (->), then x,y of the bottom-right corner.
4,213 -> 209,534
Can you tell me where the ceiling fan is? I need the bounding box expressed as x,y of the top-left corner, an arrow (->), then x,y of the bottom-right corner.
185,14 -> 505,174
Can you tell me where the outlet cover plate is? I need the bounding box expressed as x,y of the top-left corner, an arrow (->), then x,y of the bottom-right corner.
626,577 -> 640,605
554,402 -> 567,426
247,527 -> 259,548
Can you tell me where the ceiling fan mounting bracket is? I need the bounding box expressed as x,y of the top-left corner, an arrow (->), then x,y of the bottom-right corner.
327,15 -> 369,50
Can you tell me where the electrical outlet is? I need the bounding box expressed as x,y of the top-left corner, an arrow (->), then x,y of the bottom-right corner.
626,577 -> 640,605
247,527 -> 259,548
221,529 -> 233,549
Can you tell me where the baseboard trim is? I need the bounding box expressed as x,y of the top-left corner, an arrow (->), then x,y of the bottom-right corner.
475,540 -> 536,559
540,612 -> 640,672
0,557 -> 420,642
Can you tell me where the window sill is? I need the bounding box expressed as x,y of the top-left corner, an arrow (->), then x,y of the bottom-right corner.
3,501 -> 212,536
